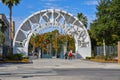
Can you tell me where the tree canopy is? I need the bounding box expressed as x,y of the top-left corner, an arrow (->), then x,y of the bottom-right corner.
29,30 -> 75,55
77,13 -> 88,28
90,0 -> 120,46
0,19 -> 7,46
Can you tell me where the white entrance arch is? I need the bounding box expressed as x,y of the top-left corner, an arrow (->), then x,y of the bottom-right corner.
13,9 -> 91,59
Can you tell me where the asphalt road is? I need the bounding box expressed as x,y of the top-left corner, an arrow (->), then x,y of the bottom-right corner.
0,59 -> 120,80
0,68 -> 120,80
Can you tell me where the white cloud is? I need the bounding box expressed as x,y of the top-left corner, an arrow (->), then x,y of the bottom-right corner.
26,5 -> 34,9
43,3 -> 60,9
46,0 -> 58,1
85,0 -> 98,5
44,3 -> 53,6
43,2 -> 78,15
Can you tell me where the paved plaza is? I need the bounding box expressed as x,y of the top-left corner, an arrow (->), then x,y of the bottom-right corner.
0,59 -> 120,80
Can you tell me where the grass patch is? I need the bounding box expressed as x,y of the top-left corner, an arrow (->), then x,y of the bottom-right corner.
86,55 -> 118,63
0,53 -> 32,63
0,58 -> 31,63
90,59 -> 117,63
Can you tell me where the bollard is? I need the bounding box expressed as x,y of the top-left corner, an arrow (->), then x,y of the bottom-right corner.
118,41 -> 120,64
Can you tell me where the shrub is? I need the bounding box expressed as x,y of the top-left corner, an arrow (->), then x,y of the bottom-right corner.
95,55 -> 105,59
14,54 -> 24,60
23,57 -> 29,59
91,56 -> 95,59
86,56 -> 95,60
5,53 -> 24,60
6,55 -> 14,60
86,57 -> 91,60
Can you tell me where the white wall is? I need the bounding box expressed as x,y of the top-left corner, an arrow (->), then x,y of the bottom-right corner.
78,47 -> 91,59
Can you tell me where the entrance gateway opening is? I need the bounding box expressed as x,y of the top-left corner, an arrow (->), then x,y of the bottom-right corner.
13,9 -> 91,59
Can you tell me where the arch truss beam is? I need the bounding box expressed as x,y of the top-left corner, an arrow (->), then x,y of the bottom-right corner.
13,9 -> 91,59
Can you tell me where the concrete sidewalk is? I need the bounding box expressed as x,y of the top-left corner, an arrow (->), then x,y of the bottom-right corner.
0,59 -> 120,80
0,59 -> 120,70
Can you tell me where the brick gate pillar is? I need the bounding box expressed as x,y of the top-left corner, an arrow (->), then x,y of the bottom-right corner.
118,41 -> 120,64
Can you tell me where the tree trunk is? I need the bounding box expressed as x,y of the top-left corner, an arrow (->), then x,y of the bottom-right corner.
55,49 -> 57,58
32,47 -> 35,57
9,5 -> 13,55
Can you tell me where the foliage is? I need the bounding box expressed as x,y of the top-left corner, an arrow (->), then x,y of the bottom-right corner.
0,19 -> 7,33
86,56 -> 95,60
86,54 -> 117,62
0,32 -> 5,45
95,55 -> 105,60
86,57 -> 91,60
77,13 -> 88,28
5,53 -> 24,60
0,20 -> 6,46
67,35 -> 75,52
90,0 -> 120,46
94,53 -> 117,61
2,0 -> 20,7
105,53 -> 117,60
29,30 -> 75,56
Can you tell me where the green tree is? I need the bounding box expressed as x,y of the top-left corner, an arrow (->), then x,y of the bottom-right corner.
29,34 -> 40,55
90,0 -> 114,45
28,30 -> 76,57
0,20 -> 6,46
41,34 -> 47,51
67,35 -> 75,52
0,32 -> 5,46
109,0 -> 120,35
77,13 -> 88,28
51,30 -> 59,56
90,0 -> 120,45
0,20 -> 7,33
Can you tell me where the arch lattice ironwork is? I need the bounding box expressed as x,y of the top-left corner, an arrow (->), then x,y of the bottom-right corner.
13,9 -> 91,59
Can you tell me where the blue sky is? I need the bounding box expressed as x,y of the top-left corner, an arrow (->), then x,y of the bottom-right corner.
0,0 -> 98,31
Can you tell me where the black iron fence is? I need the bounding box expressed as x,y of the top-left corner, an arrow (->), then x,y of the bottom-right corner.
94,46 -> 118,57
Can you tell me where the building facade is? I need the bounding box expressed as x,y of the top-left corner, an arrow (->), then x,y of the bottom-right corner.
0,14 -> 11,56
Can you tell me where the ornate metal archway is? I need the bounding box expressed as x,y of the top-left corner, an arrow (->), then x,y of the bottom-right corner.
13,9 -> 91,59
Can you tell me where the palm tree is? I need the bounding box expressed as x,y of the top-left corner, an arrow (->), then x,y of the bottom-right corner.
2,0 -> 20,53
30,34 -> 40,56
77,13 -> 88,28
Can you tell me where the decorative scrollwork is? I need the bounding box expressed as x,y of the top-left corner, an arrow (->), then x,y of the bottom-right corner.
13,9 -> 91,58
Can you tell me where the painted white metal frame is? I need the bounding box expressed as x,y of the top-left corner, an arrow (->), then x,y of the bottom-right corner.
13,9 -> 91,59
